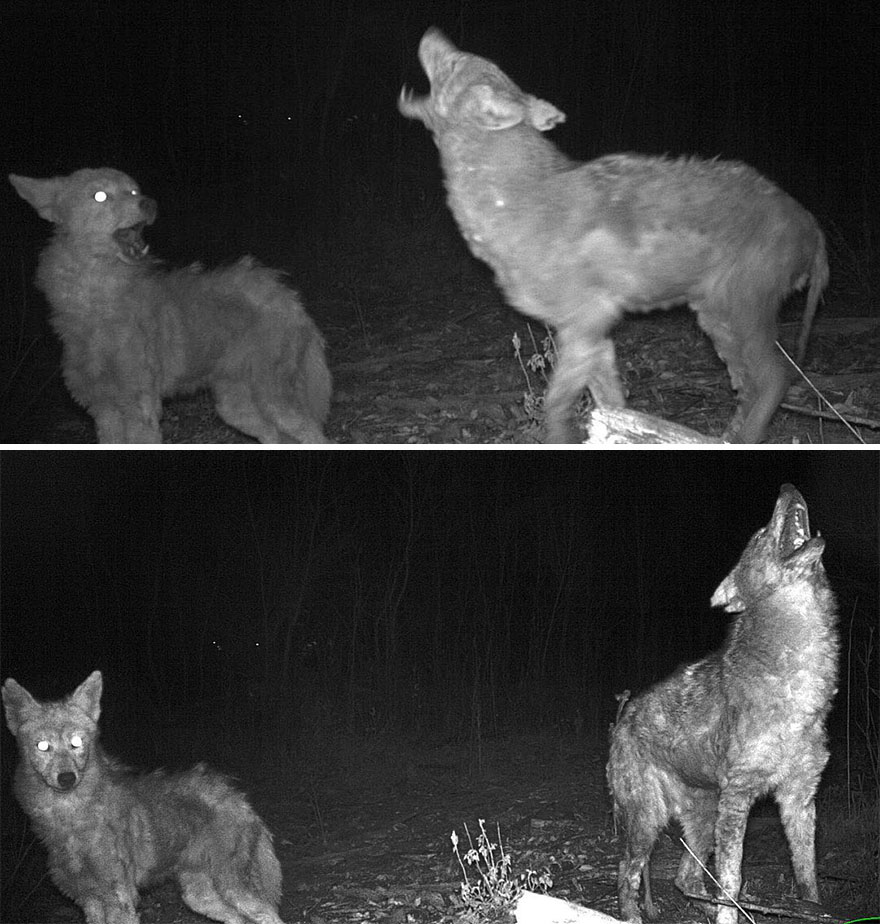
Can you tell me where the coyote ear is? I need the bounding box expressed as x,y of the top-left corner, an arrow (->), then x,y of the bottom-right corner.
2,678 -> 39,736
9,175 -> 64,223
469,84 -> 527,129
526,96 -> 566,131
469,85 -> 566,131
710,573 -> 745,612
70,671 -> 103,722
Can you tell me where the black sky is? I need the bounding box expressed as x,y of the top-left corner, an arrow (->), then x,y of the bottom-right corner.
3,0 -> 877,252
1,451 -> 877,740
0,2 -> 878,719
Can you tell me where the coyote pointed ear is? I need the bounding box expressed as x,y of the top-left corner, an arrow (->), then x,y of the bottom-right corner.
468,85 -> 524,129
9,174 -> 65,223
710,572 -> 745,612
526,96 -> 566,131
2,678 -> 40,736
470,85 -> 566,131
70,670 -> 103,723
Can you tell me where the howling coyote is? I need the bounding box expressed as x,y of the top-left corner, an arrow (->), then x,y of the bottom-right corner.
607,485 -> 838,923
400,30 -> 827,443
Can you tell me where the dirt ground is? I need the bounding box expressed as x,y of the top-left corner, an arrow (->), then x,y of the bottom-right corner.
3,731 -> 873,924
2,235 -> 878,445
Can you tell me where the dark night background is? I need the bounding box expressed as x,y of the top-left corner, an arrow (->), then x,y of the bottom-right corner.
2,453 -> 876,721
0,451 -> 878,919
3,0 -> 876,239
1,0 -> 878,442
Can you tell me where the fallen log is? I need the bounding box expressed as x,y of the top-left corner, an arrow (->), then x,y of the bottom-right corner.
515,890 -> 624,924
586,407 -> 723,444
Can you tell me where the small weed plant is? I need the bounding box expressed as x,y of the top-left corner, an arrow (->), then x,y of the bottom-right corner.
512,326 -> 556,423
512,325 -> 593,427
451,819 -> 552,917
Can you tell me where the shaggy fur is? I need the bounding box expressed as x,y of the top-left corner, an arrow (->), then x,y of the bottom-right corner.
2,671 -> 283,924
607,485 -> 839,924
9,168 -> 331,443
399,30 -> 828,443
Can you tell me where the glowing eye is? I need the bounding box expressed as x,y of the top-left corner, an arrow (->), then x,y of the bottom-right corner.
70,735 -> 83,748
129,189 -> 139,197
37,740 -> 49,752
94,191 -> 108,203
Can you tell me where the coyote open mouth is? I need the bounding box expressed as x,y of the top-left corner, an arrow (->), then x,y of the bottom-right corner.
113,223 -> 150,262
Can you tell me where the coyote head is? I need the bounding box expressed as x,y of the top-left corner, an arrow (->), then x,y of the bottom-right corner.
398,29 -> 565,138
2,671 -> 103,791
711,484 -> 827,612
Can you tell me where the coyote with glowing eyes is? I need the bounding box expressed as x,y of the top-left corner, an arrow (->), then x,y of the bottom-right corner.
3,670 -> 284,924
10,168 -> 331,443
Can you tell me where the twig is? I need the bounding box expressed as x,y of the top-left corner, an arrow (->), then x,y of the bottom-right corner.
679,838 -> 755,924
777,401 -> 878,433
680,890 -> 839,923
679,839 -> 839,924
777,341 -> 867,441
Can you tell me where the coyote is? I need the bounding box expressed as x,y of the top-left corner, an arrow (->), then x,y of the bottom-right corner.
607,485 -> 839,923
2,670 -> 284,924
9,168 -> 331,443
399,30 -> 828,443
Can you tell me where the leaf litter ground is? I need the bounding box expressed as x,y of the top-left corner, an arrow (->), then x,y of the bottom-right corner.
3,231 -> 877,443
4,730 -> 872,924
